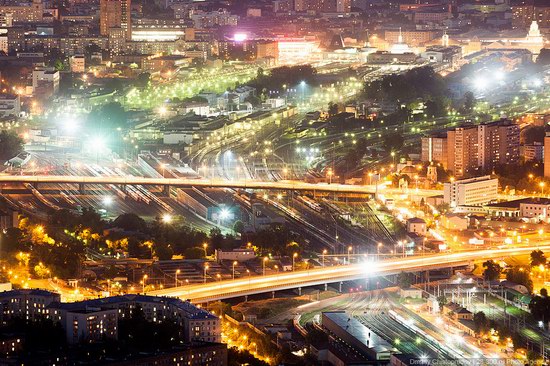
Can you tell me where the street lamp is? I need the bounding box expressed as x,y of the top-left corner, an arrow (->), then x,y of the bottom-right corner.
292,253 -> 298,271
322,249 -> 327,267
162,213 -> 172,224
540,182 -> 545,196
377,242 -> 383,259
232,261 -> 238,279
263,257 -> 268,276
142,274 -> 148,294
204,264 -> 209,283
348,246 -> 353,264
175,269 -> 180,287
203,243 -> 208,258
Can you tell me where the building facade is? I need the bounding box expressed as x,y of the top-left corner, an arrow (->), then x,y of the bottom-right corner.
447,125 -> 479,178
100,0 -> 131,40
421,133 -> 448,168
477,119 -> 520,172
443,175 -> 499,207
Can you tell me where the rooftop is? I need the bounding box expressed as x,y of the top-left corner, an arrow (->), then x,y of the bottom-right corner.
48,294 -> 217,320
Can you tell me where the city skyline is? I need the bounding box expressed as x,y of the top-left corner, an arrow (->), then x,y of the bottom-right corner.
0,0 -> 549,365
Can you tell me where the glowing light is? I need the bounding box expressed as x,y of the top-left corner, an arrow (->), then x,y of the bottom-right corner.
162,214 -> 173,223
219,208 -> 230,220
233,33 -> 248,42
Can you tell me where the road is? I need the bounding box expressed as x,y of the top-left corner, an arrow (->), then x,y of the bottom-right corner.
149,245 -> 550,302
0,174 -> 444,196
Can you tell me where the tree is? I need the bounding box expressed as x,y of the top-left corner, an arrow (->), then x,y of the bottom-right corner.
437,295 -> 447,309
483,260 -> 502,281
530,250 -> 547,267
473,311 -> 490,333
135,72 -> 151,88
328,102 -> 339,116
233,220 -> 245,234
506,266 -> 533,293
396,271 -> 412,288
184,247 -> 204,259
112,213 -> 147,232
154,243 -> 174,260
244,94 -> 261,106
462,91 -> 475,113
425,97 -> 449,117
0,130 -> 23,160
529,290 -> 550,322
382,132 -> 404,152
536,48 -> 550,67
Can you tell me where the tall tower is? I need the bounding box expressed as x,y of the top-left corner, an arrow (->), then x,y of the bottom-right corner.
336,0 -> 351,13
442,31 -> 449,47
544,133 -> 550,178
100,0 -> 131,41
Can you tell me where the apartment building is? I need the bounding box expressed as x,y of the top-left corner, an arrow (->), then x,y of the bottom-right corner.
443,175 -> 498,207
447,125 -> 479,178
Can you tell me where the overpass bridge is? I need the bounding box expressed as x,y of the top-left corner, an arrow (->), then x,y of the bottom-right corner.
149,245 -> 550,303
0,174 -> 441,196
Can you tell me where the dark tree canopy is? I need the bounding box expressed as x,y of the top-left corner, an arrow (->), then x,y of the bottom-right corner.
363,66 -> 447,103
112,213 -> 147,232
483,260 -> 502,281
248,64 -> 317,92
0,130 -> 23,160
536,48 -> 550,67
506,266 -> 533,293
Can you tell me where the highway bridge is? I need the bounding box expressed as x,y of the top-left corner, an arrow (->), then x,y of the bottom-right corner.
149,245 -> 550,303
0,174 -> 441,196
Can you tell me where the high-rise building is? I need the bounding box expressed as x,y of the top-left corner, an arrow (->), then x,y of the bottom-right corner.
430,120 -> 520,178
0,0 -> 43,24
512,4 -> 550,29
421,133 -> 448,169
100,0 -> 131,40
447,125 -> 479,178
544,133 -> 550,178
336,0 -> 351,13
295,0 -> 307,11
478,119 -> 520,172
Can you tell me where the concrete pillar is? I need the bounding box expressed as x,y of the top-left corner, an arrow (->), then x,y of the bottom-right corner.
272,291 -> 275,299
78,183 -> 85,194
245,295 -> 248,302
339,281 -> 343,293
162,184 -> 170,197
324,283 -> 328,291
298,287 -> 302,296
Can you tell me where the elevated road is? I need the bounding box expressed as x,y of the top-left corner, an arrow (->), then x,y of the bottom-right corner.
149,245 -> 550,302
0,174 -> 442,196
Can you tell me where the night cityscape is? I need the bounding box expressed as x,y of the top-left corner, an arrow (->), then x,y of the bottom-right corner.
0,0 -> 550,365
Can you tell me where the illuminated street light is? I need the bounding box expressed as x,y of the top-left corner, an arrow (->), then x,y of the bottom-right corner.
203,243 -> 208,258
142,274 -> 148,294
162,214 -> 172,224
232,261 -> 238,279
322,249 -> 327,267
102,196 -> 113,206
292,252 -> 298,271
204,264 -> 209,283
175,269 -> 180,287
